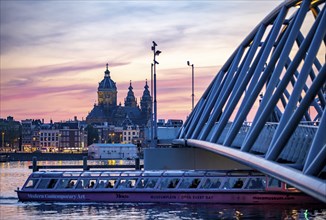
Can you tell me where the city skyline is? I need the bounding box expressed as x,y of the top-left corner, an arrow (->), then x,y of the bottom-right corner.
1,0 -> 283,122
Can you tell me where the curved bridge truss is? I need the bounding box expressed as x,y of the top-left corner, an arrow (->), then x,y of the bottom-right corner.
175,0 -> 325,202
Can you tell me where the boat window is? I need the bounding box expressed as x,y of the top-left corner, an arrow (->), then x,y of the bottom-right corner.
121,171 -> 142,177
117,178 -> 137,189
63,172 -> 81,177
200,178 -> 221,189
146,178 -> 158,188
42,172 -> 62,178
232,178 -> 245,189
101,172 -> 121,177
24,179 -> 39,189
184,171 -> 206,177
97,179 -> 106,188
96,179 -> 116,189
56,179 -> 69,189
81,172 -> 101,177
205,171 -> 226,177
158,178 -> 180,189
37,179 -> 52,189
31,172 -> 45,178
76,179 -> 97,189
179,178 -> 201,189
136,178 -> 158,189
47,179 -> 58,189
57,179 -> 78,189
84,179 -> 96,189
245,177 -> 266,189
141,171 -> 162,177
76,179 -> 87,189
66,179 -> 77,189
221,178 -> 235,189
162,171 -> 184,177
268,177 -> 281,188
136,178 -> 147,188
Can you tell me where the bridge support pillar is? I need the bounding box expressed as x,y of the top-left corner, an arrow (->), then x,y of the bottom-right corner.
144,147 -> 250,170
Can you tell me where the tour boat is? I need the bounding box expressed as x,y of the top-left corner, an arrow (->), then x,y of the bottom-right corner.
16,169 -> 320,204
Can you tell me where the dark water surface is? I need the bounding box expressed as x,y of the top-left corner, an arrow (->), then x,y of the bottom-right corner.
1,161 -> 325,219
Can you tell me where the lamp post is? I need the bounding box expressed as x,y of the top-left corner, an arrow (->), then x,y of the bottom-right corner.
150,63 -> 154,148
1,132 -> 4,151
152,41 -> 161,148
187,61 -> 195,111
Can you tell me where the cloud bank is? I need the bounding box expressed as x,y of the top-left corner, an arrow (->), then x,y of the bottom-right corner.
0,0 -> 283,122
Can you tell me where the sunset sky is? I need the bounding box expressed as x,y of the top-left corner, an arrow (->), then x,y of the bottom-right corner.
1,0 -> 283,123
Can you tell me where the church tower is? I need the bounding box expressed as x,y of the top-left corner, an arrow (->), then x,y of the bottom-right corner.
97,64 -> 117,107
124,81 -> 137,107
140,80 -> 152,120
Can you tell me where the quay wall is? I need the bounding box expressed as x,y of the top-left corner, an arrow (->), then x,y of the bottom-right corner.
0,152 -> 87,162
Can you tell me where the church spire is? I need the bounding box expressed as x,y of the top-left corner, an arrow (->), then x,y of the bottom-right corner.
144,79 -> 149,90
141,79 -> 152,121
125,80 -> 137,107
104,63 -> 110,78
128,80 -> 133,90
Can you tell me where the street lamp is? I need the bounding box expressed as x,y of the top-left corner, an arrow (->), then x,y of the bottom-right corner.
150,63 -> 154,148
187,61 -> 195,111
1,132 -> 4,150
152,41 -> 161,148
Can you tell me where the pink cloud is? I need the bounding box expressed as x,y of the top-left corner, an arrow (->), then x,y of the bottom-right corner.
1,63 -> 218,122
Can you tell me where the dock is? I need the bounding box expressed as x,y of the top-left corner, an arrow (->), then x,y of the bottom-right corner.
29,156 -> 143,171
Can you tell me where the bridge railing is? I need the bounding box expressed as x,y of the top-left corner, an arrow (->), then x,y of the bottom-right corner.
229,122 -> 318,165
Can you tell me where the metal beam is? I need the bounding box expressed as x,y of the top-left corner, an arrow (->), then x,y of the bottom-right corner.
173,139 -> 326,203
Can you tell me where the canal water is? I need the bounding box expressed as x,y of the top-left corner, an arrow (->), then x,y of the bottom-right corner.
0,161 -> 325,219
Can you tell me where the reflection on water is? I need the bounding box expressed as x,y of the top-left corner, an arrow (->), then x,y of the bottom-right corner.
1,161 -> 325,219
1,200 -> 325,220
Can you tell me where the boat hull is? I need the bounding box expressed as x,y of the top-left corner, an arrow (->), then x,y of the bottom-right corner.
16,190 -> 321,204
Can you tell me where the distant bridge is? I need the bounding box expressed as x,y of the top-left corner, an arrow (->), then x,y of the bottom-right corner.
174,0 -> 326,202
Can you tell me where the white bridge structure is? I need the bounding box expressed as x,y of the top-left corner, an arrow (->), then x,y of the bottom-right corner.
172,0 -> 325,202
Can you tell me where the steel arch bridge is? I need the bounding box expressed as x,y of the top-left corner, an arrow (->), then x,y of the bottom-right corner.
174,0 -> 326,202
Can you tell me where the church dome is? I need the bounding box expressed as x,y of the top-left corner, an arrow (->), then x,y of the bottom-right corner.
98,64 -> 117,91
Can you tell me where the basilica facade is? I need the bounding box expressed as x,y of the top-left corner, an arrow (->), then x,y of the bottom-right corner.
86,64 -> 152,126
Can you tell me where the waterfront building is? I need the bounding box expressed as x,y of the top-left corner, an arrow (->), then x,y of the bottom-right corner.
0,116 -> 21,152
39,123 -> 59,152
88,143 -> 137,159
21,118 -> 87,153
21,119 -> 42,152
122,117 -> 140,144
86,64 -> 152,127
56,121 -> 87,153
93,122 -> 123,144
